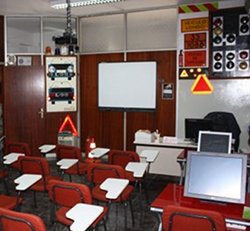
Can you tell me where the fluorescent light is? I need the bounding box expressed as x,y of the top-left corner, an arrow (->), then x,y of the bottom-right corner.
51,0 -> 123,9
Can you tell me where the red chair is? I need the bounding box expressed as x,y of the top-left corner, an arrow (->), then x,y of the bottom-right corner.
0,207 -> 46,231
87,163 -> 135,227
56,144 -> 88,181
48,179 -> 107,231
108,149 -> 140,182
162,205 -> 227,231
4,141 -> 31,171
0,194 -> 22,210
18,156 -> 61,207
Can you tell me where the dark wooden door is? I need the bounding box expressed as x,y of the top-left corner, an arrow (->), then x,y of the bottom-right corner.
3,57 -> 45,155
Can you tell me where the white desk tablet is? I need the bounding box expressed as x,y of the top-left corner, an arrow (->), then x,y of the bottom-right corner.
39,144 -> 56,154
66,203 -> 104,231
56,159 -> 78,170
125,162 -> 148,178
3,153 -> 25,165
139,150 -> 159,162
89,148 -> 110,158
100,178 -> 129,199
14,174 -> 42,191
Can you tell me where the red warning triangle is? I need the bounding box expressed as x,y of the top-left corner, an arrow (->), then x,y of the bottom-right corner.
191,74 -> 213,94
59,115 -> 78,136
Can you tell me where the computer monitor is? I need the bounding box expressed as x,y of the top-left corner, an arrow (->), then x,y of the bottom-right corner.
197,131 -> 232,153
184,151 -> 247,204
185,118 -> 213,143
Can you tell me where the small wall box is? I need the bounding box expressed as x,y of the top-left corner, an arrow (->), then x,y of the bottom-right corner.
58,131 -> 79,146
135,130 -> 154,143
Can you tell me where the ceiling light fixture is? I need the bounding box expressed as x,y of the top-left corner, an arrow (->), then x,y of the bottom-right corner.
51,0 -> 123,9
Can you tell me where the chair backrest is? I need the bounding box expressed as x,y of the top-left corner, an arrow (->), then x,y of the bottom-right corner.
19,156 -> 50,176
108,150 -> 140,168
162,205 -> 227,231
56,144 -> 82,161
87,163 -> 126,185
48,179 -> 92,207
5,141 -> 31,156
0,207 -> 46,231
204,111 -> 241,152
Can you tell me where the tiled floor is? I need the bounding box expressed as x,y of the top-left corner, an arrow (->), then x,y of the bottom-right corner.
1,160 -> 179,231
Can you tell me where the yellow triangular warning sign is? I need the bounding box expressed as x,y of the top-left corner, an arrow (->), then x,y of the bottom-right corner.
191,74 -> 213,94
180,69 -> 189,78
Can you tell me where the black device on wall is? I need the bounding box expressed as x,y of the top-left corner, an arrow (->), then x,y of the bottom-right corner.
185,118 -> 213,143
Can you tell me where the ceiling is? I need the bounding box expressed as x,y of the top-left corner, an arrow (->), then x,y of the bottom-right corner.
0,0 -> 232,17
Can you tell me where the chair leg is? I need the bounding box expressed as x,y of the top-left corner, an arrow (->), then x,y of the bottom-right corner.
129,199 -> 135,226
33,191 -> 37,208
3,179 -> 9,195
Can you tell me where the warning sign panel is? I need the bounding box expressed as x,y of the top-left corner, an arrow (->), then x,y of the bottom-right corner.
191,74 -> 213,94
181,17 -> 209,32
184,50 -> 206,67
184,33 -> 207,50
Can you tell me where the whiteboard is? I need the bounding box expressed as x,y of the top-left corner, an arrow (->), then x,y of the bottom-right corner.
98,62 -> 157,111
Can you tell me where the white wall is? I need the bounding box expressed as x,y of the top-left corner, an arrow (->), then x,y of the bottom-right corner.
176,0 -> 250,152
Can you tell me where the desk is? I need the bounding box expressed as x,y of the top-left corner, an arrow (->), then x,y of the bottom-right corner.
151,183 -> 250,231
89,148 -> 110,158
134,140 -> 196,176
39,144 -> 56,153
56,159 -> 78,170
3,153 -> 25,165
100,178 -> 129,199
14,174 -> 42,209
125,162 -> 148,178
66,203 -> 104,231
14,174 -> 42,191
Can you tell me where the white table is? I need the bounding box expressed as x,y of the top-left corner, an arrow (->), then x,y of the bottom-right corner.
125,162 -> 148,178
100,178 -> 129,199
14,174 -> 42,191
66,203 -> 104,231
56,158 -> 78,170
139,150 -> 159,163
39,144 -> 56,154
3,153 -> 25,165
89,148 -> 110,158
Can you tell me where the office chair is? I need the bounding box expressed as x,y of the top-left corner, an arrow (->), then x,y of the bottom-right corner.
0,207 -> 46,231
18,156 -> 61,207
0,194 -> 22,210
4,141 -> 31,171
108,149 -> 140,182
48,179 -> 107,231
204,111 -> 241,152
162,205 -> 227,231
87,163 -> 135,228
55,144 -> 88,181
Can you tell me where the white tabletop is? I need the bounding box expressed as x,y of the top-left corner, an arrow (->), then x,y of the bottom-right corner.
139,150 -> 159,163
3,153 -> 25,165
100,178 -> 129,199
125,162 -> 148,178
56,158 -> 78,170
89,148 -> 110,158
66,203 -> 104,231
39,144 -> 56,153
14,174 -> 42,191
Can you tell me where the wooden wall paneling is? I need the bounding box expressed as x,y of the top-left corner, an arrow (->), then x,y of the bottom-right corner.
126,51 -> 177,150
80,53 -> 124,150
3,56 -> 45,155
0,16 -> 4,63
